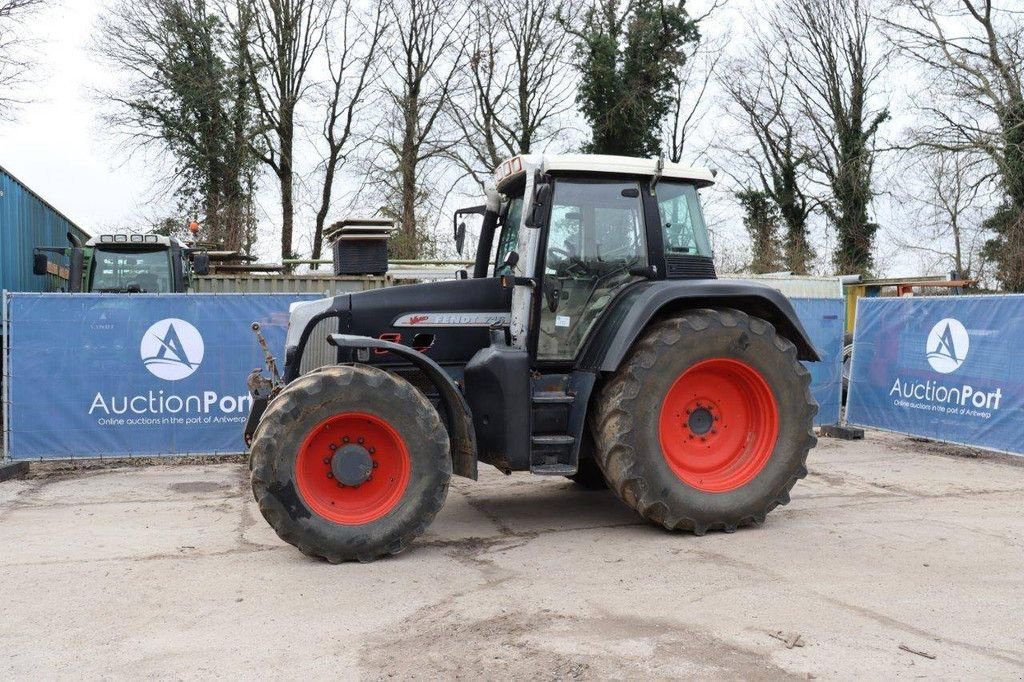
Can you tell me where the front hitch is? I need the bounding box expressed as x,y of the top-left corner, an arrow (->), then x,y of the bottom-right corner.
244,322 -> 283,447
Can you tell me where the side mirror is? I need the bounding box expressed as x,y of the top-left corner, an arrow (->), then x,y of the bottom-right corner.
524,183 -> 552,228
193,252 -> 210,276
455,221 -> 466,255
32,253 -> 48,276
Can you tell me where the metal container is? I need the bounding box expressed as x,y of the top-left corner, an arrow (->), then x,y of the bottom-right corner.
192,274 -> 386,295
0,165 -> 89,293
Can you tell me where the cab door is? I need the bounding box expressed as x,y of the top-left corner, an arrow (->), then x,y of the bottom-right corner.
537,179 -> 648,361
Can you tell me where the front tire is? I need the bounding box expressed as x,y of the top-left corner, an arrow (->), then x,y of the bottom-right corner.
250,365 -> 451,562
594,309 -> 816,534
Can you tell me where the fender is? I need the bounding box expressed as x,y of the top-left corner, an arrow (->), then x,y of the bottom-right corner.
579,280 -> 821,372
328,334 -> 478,480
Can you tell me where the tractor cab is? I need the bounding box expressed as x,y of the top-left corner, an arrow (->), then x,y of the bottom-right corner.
467,154 -> 718,361
248,154 -> 820,563
33,233 -> 209,293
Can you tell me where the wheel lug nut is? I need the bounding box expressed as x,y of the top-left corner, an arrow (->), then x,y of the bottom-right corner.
343,436 -> 350,443
372,461 -> 379,468
357,437 -> 365,444
327,472 -> 333,479
369,447 -> 375,454
329,443 -> 337,451
323,457 -> 330,464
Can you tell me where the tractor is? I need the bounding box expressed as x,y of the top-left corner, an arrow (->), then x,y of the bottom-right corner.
245,154 -> 819,562
33,233 -> 209,293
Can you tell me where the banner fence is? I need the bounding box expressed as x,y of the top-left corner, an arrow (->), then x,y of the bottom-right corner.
2,290 -> 846,460
846,295 -> 1023,456
5,293 -> 316,459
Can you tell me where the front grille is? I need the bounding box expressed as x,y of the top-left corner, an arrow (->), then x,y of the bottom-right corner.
665,255 -> 717,279
298,315 -> 341,375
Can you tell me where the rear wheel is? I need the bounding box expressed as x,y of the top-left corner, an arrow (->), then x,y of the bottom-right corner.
250,365 -> 451,562
594,309 -> 816,534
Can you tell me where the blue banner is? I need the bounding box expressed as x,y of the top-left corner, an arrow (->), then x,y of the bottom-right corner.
7,294 -> 317,459
791,298 -> 844,426
5,292 -> 844,458
846,295 -> 1024,456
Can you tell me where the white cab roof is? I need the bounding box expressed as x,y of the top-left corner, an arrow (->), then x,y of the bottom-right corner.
494,153 -> 716,191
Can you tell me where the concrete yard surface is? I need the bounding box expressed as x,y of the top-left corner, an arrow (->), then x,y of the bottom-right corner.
1,430 -> 1022,679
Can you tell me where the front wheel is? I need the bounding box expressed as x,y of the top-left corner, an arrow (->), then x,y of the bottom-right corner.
250,365 -> 451,562
594,309 -> 817,534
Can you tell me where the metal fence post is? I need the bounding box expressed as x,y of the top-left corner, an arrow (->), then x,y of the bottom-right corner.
1,290 -> 28,480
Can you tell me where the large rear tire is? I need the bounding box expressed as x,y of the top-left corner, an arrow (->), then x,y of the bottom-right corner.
250,365 -> 451,562
594,309 -> 816,534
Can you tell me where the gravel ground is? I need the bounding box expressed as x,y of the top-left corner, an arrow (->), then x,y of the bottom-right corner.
1,430 -> 1022,680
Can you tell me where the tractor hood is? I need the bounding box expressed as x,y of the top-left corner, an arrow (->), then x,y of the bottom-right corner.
284,277 -> 512,380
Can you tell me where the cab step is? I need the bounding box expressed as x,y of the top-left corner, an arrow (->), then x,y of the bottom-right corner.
530,434 -> 577,475
531,392 -> 575,404
530,463 -> 577,476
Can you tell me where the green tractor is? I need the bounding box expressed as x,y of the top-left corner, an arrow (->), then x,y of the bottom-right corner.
33,233 -> 209,293
245,154 -> 819,562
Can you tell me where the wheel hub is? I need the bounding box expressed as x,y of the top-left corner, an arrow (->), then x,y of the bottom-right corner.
659,358 -> 780,492
331,444 -> 374,486
294,412 -> 411,525
687,406 -> 714,436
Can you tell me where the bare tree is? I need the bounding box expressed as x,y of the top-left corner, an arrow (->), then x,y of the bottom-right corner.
309,1 -> 385,267
883,0 -> 1024,290
372,0 -> 467,259
892,149 -> 991,279
721,33 -> 816,274
451,0 -> 576,185
779,0 -> 891,275
0,0 -> 46,117
242,0 -> 334,264
663,0 -> 728,164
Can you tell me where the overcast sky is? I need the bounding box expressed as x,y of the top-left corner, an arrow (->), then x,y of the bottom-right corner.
0,0 -> 955,276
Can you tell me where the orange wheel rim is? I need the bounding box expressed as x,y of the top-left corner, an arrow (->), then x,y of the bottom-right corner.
294,412 -> 411,525
658,358 -> 779,492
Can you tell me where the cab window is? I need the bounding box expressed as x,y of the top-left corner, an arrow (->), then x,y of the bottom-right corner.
493,196 -> 523,276
538,179 -> 646,361
656,182 -> 712,257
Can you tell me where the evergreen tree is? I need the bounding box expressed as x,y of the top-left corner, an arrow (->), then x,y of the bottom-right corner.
737,189 -> 784,274
565,0 -> 698,157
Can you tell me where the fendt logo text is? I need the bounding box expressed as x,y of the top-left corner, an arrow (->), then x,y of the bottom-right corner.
140,318 -> 205,381
926,318 -> 969,374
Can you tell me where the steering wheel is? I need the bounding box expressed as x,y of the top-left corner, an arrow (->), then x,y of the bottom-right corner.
547,246 -> 572,263
548,246 -> 589,278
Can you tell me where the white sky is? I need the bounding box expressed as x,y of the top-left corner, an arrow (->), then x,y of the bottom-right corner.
0,0 -> 974,277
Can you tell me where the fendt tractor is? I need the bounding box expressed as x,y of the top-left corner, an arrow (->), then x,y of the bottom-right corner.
33,232 -> 209,293
245,154 -> 819,562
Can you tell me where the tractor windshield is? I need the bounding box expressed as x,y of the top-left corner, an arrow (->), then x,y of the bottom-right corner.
656,181 -> 712,257
89,246 -> 173,293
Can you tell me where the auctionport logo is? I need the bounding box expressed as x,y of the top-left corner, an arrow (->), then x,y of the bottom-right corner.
888,316 -> 1002,417
140,318 -> 205,381
926,318 -> 969,374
